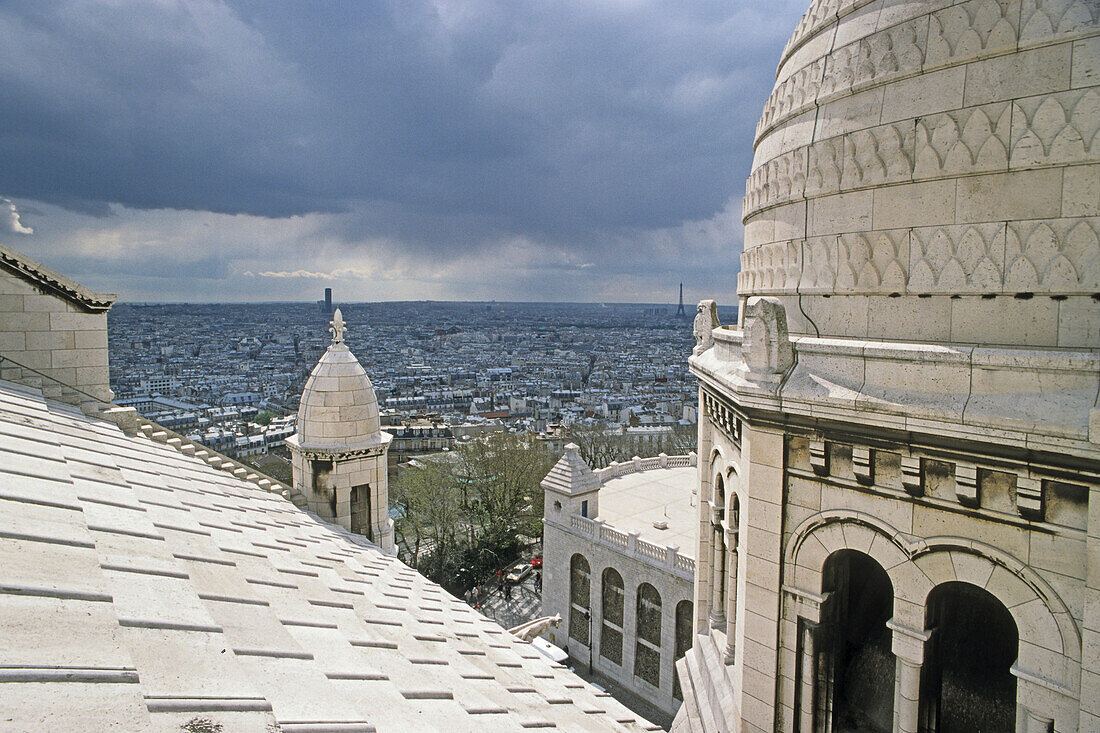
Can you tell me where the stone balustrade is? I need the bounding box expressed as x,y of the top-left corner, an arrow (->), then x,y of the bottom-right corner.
592,452 -> 697,484
563,460 -> 698,580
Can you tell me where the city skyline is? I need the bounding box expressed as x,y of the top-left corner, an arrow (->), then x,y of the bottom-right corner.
0,0 -> 806,304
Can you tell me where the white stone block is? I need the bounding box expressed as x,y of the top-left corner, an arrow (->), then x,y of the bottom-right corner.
1062,163 -> 1100,217
901,455 -> 922,496
1071,36 -> 1100,89
963,43 -> 1073,107
814,86 -> 886,140
954,463 -> 979,506
956,169 -> 1063,224
881,66 -> 966,124
808,190 -> 874,236
873,180 -> 957,231
808,441 -> 828,475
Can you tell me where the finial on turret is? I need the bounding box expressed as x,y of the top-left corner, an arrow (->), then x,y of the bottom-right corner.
329,308 -> 346,344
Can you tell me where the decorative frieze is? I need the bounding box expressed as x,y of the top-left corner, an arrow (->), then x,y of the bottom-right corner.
738,218 -> 1100,295
1005,218 -> 1100,292
792,434 -> 1084,528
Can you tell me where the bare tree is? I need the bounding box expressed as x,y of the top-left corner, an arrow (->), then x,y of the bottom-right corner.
391,458 -> 463,578
457,432 -> 550,545
564,419 -> 628,469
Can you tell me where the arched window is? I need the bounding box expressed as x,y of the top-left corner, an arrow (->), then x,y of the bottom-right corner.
818,550 -> 895,733
634,583 -> 662,688
711,475 -> 726,625
922,582 -> 1017,733
600,567 -> 625,665
724,491 -> 740,646
569,554 -> 591,646
673,600 -> 693,700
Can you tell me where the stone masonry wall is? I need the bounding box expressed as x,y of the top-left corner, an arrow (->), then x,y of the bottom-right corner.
0,266 -> 111,402
542,519 -> 694,718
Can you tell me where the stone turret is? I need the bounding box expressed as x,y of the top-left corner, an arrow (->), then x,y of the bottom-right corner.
542,443 -> 600,521
287,309 -> 394,553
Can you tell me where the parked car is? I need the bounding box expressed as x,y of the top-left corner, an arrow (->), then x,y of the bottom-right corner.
505,561 -> 533,584
529,556 -> 543,568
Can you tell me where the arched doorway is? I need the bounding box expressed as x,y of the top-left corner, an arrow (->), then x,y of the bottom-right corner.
920,582 -> 1017,733
819,549 -> 895,733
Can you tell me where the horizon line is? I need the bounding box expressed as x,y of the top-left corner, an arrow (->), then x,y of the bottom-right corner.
113,299 -> 740,308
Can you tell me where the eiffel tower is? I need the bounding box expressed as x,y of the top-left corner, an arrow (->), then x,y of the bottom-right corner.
676,282 -> 686,317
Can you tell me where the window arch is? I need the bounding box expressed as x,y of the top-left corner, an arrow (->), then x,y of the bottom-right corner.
922,582 -> 1017,733
711,474 -> 727,625
568,554 -> 591,646
634,582 -> 662,688
819,550 -> 895,733
673,599 -> 694,700
600,567 -> 625,665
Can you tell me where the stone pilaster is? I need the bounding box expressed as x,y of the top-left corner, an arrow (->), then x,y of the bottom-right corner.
888,619 -> 931,733
724,525 -> 738,663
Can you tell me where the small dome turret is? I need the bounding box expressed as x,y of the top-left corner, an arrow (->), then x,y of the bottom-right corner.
295,309 -> 381,449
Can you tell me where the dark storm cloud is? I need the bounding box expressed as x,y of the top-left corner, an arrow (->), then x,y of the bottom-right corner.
0,0 -> 805,245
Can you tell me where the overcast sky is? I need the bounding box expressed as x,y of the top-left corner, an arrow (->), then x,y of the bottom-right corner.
1,0 -> 806,304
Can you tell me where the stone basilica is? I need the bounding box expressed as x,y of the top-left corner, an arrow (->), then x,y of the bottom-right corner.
673,1 -> 1099,733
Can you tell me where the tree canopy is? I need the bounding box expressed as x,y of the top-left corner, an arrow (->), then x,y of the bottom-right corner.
391,432 -> 551,591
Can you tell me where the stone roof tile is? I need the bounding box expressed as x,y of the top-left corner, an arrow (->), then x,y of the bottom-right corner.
0,377 -> 654,731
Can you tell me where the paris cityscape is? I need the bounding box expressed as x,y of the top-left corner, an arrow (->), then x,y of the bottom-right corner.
1,1 -> 1097,731
106,295 -> 735,473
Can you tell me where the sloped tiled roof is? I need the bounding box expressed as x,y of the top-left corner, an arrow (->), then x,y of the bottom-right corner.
540,444 -> 600,496
0,241 -> 116,312
0,379 -> 657,732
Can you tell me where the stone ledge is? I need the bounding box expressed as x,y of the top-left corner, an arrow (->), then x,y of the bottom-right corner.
692,329 -> 1100,458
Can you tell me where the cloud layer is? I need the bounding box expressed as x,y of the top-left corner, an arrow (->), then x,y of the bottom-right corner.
0,0 -> 807,303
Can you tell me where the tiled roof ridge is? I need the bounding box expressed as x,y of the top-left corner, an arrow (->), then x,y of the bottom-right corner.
0,240 -> 116,313
131,414 -> 307,509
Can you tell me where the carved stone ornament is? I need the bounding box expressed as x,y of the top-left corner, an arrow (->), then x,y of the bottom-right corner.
740,296 -> 794,375
298,444 -> 386,462
693,299 -> 721,356
329,308 -> 347,344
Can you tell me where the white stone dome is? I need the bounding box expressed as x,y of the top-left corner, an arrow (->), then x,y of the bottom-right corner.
295,341 -> 381,450
738,0 -> 1099,348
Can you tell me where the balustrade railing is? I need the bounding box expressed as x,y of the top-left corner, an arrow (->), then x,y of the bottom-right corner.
560,451 -> 699,578
601,525 -> 629,550
635,537 -> 665,563
570,514 -> 596,535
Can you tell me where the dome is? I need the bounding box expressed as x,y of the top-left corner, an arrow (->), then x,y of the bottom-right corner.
295,318 -> 381,450
738,0 -> 1099,348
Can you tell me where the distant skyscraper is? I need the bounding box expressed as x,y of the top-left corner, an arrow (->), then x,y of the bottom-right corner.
676,282 -> 686,317
319,287 -> 334,315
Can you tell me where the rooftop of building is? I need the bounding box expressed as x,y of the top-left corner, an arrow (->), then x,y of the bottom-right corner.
0,375 -> 658,731
596,463 -> 697,557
